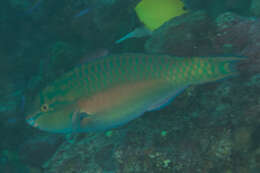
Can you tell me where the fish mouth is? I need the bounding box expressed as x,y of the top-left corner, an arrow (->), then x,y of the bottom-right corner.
26,117 -> 37,127
26,112 -> 40,128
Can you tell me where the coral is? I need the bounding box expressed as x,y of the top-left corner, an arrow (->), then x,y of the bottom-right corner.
213,138 -> 233,160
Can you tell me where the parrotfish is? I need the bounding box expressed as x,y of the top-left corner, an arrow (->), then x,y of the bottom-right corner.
26,53 -> 243,133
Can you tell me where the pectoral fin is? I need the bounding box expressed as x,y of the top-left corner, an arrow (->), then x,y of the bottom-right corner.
71,110 -> 90,131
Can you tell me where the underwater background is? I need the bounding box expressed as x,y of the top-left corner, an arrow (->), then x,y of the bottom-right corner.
0,0 -> 260,172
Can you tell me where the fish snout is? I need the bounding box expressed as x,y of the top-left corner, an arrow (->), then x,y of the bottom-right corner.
26,113 -> 39,127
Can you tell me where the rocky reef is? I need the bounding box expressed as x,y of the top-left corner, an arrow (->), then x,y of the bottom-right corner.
0,0 -> 260,173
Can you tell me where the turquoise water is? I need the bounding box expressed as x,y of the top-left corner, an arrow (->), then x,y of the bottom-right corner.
0,0 -> 260,172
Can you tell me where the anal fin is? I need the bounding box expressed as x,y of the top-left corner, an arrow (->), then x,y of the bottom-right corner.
147,86 -> 188,111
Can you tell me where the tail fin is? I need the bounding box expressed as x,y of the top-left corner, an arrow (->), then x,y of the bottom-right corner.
115,26 -> 152,44
218,57 -> 246,74
210,56 -> 247,82
192,56 -> 247,84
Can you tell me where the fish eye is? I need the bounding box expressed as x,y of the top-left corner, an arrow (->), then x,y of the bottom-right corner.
41,104 -> 49,112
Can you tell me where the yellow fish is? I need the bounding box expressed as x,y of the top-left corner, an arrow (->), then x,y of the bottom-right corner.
135,0 -> 187,31
26,53 -> 243,133
116,0 -> 187,43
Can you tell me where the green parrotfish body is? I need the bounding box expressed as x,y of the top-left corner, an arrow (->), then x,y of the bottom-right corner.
26,53 -> 243,133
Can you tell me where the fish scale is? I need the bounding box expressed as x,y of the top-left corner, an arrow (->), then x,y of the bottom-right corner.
53,54 -> 230,102
44,55 -> 231,103
26,53 -> 244,133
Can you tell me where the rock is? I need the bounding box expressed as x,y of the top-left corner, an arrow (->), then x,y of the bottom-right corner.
145,11 -> 252,56
18,134 -> 64,167
183,0 -> 251,17
145,11 -> 214,56
212,12 -> 254,56
146,11 -> 260,75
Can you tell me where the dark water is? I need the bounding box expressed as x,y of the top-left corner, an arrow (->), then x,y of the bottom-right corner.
0,0 -> 260,172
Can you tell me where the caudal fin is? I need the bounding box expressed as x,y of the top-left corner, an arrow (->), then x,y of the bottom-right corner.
192,56 -> 247,84
220,57 -> 246,74
210,56 -> 247,81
